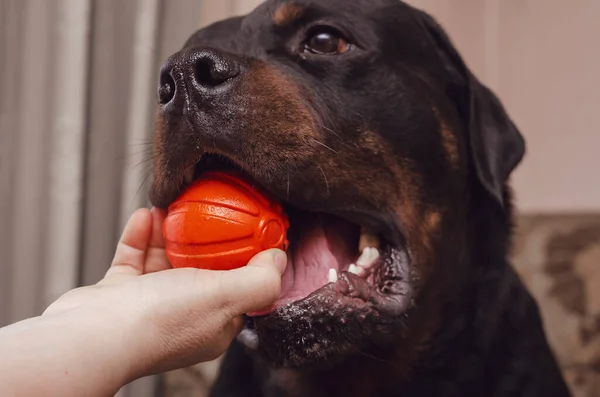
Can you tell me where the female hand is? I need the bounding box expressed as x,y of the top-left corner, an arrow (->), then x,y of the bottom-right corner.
0,208 -> 286,397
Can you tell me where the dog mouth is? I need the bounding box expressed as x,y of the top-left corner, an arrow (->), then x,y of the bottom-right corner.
154,151 -> 414,366
172,154 -> 413,319
269,209 -> 382,313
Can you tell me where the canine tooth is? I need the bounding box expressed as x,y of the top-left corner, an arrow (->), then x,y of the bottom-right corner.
328,268 -> 338,283
357,247 -> 380,269
369,248 -> 381,267
359,228 -> 380,252
356,248 -> 371,266
348,264 -> 360,275
183,168 -> 194,184
348,264 -> 366,277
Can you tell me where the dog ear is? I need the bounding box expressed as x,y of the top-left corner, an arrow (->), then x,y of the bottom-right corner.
416,11 -> 525,209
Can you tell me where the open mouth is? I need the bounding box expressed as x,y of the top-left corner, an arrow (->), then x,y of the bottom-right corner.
274,209 -> 382,310
174,154 -> 413,320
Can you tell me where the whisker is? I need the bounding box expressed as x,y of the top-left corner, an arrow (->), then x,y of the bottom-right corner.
313,120 -> 337,136
132,170 -> 153,205
316,163 -> 330,196
128,154 -> 155,171
134,156 -> 154,165
320,125 -> 344,143
293,97 -> 347,145
357,349 -> 396,366
311,138 -> 338,154
128,140 -> 153,147
114,147 -> 156,162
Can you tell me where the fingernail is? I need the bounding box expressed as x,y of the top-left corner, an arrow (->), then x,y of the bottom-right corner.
272,250 -> 287,275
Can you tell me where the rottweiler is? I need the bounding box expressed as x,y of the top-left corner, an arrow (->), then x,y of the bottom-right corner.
149,1 -> 571,396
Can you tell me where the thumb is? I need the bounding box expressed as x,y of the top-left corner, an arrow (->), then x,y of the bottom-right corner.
213,249 -> 287,317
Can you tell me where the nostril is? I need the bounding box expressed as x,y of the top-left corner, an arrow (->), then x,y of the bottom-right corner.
158,72 -> 176,105
194,54 -> 240,88
195,60 -> 220,88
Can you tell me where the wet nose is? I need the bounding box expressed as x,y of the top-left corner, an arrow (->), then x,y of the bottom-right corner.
157,47 -> 241,105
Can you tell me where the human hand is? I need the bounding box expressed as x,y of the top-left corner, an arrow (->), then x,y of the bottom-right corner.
44,208 -> 286,381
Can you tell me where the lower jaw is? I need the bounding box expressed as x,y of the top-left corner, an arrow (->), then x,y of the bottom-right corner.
255,244 -> 413,316
237,246 -> 413,368
247,209 -> 410,314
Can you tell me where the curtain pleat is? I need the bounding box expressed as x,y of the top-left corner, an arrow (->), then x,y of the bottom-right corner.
80,0 -> 140,288
6,0 -> 56,323
44,0 -> 92,308
118,0 -> 160,231
0,0 -> 261,396
0,0 -> 26,325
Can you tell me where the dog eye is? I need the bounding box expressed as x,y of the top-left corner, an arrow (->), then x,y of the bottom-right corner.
304,28 -> 351,55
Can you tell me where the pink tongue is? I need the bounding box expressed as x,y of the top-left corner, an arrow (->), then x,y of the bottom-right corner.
274,214 -> 358,308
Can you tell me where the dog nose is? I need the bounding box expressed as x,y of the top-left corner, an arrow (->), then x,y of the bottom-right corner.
158,48 -> 241,105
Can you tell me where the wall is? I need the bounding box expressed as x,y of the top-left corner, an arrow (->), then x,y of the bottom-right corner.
407,0 -> 600,214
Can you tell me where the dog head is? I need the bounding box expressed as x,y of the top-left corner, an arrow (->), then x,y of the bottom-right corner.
149,0 -> 525,370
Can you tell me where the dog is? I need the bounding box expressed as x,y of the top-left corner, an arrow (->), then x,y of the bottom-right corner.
149,1 -> 571,396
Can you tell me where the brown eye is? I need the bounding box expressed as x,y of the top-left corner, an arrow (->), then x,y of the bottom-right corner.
304,29 -> 351,55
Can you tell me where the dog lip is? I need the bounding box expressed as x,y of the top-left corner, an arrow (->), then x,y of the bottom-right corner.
150,152 -> 246,209
240,244 -> 413,365
249,244 -> 412,316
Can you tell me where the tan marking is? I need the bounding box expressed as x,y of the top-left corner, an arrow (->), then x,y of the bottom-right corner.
358,131 -> 422,238
419,210 -> 442,264
357,131 -> 445,285
432,107 -> 459,169
240,63 -> 318,161
440,120 -> 459,169
273,3 -> 304,27
424,211 -> 441,235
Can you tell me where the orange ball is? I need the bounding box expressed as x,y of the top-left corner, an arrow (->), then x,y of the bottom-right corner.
163,171 -> 289,270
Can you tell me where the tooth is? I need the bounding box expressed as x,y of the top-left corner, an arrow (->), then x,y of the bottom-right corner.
357,247 -> 380,269
356,248 -> 371,266
183,168 -> 194,185
328,268 -> 338,283
359,228 -> 380,252
370,248 -> 380,263
348,264 -> 366,277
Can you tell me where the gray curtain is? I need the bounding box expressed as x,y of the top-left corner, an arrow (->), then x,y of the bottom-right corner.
0,0 -> 260,395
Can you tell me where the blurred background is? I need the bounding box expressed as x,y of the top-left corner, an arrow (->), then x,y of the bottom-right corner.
1,0 -> 599,396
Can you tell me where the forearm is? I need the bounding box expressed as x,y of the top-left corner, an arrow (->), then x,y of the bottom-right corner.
0,310 -> 132,397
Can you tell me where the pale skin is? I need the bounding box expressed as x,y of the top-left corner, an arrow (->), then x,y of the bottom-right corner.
0,208 -> 287,397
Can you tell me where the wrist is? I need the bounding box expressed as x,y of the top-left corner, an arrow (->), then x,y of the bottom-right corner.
0,309 -> 132,397
57,308 -> 135,392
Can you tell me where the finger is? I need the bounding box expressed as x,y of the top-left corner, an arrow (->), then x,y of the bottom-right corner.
149,207 -> 167,249
144,207 -> 171,274
211,249 -> 287,317
106,208 -> 152,278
